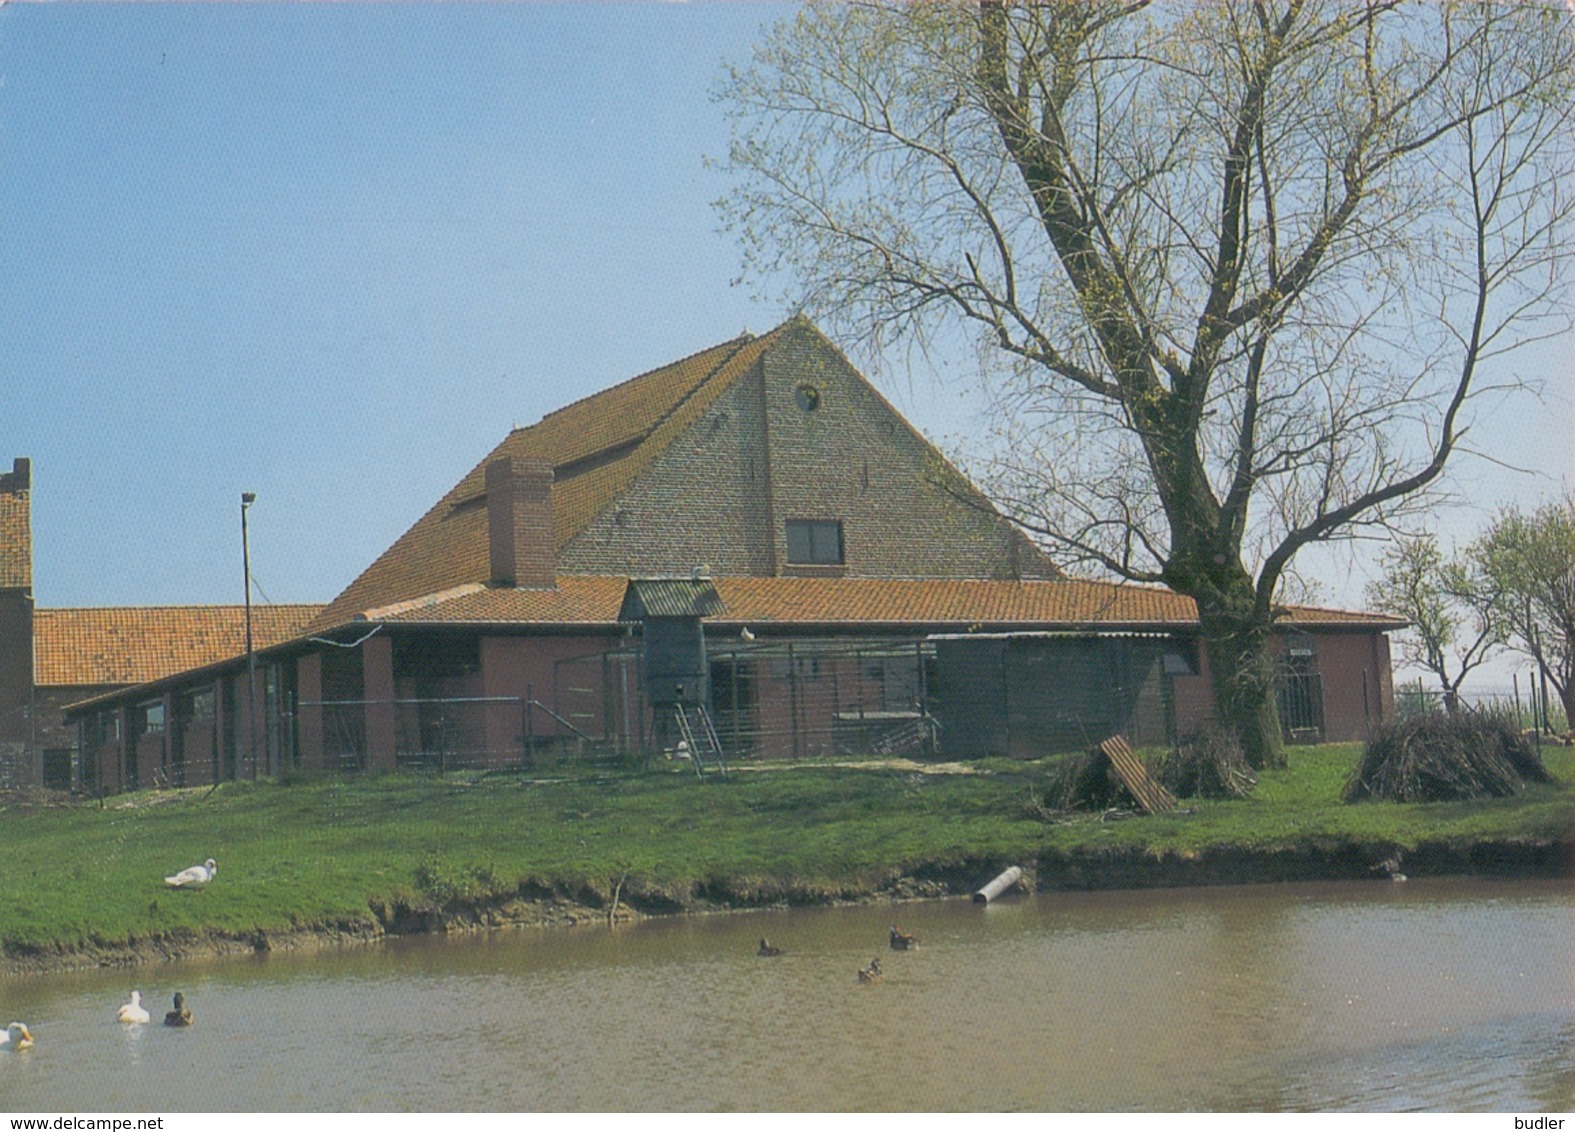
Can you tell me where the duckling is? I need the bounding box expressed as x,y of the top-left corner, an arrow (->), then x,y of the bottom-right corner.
117,990 -> 151,1024
164,992 -> 194,1027
857,958 -> 883,984
889,925 -> 918,951
2,1022 -> 34,1050
757,938 -> 784,957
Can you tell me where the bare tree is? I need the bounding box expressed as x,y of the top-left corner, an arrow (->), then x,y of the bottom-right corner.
1475,496 -> 1575,729
1366,534 -> 1505,714
718,1 -> 1575,766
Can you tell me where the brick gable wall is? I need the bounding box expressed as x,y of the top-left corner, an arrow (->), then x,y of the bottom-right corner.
561,372 -> 775,576
758,322 -> 1054,580
560,321 -> 1052,579
560,321 -> 1053,581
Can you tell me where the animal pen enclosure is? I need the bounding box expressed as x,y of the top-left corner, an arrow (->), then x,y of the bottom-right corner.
290,631 -> 1327,772
554,636 -> 940,762
928,633 -> 1186,758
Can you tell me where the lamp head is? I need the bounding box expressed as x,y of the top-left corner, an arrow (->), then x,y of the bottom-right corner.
241,492 -> 257,506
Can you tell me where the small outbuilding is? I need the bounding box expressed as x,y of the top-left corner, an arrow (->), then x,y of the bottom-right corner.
931,632 -> 1193,758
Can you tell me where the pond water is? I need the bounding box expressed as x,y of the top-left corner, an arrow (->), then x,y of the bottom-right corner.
1,878 -> 1571,1112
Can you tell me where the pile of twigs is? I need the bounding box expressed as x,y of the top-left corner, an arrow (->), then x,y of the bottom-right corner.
1155,725 -> 1258,800
1043,750 -> 1135,812
1344,711 -> 1554,803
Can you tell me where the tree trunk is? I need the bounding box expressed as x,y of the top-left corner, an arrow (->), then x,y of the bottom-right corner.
1193,590 -> 1286,770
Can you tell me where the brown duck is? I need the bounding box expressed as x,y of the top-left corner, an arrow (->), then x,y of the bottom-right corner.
889,925 -> 918,951
757,938 -> 784,957
857,958 -> 883,984
164,992 -> 194,1027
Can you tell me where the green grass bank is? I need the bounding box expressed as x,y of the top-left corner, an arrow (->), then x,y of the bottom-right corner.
2,742 -> 1572,974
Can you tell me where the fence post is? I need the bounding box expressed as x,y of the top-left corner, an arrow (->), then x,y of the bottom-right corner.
525,682 -> 535,763
788,641 -> 799,760
603,652 -> 613,750
517,697 -> 527,768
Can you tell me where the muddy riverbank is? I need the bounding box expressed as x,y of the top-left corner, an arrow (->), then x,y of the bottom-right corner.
6,835 -> 1568,978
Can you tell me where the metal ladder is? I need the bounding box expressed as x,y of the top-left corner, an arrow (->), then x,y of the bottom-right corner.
673,703 -> 727,780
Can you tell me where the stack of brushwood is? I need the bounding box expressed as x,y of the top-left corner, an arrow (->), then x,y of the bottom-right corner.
1156,725 -> 1258,800
1044,749 -> 1131,812
1344,712 -> 1554,803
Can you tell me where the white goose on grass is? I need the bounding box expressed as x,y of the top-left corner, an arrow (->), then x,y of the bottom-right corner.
117,991 -> 151,1024
165,859 -> 217,889
2,1022 -> 34,1050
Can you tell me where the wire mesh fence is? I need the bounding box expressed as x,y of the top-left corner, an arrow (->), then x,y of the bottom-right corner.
290,635 -> 1329,772
304,696 -> 586,772
556,637 -> 940,763
1395,676 -> 1569,735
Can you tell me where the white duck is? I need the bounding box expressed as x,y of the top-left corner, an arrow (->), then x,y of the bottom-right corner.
165,859 -> 217,888
117,991 -> 151,1024
2,1022 -> 34,1050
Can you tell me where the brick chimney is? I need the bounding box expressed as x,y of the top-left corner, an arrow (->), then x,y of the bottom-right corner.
0,457 -> 34,774
0,457 -> 32,592
486,456 -> 555,588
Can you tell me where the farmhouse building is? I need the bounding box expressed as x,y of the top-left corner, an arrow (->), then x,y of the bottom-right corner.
11,318 -> 1398,791
0,457 -> 320,788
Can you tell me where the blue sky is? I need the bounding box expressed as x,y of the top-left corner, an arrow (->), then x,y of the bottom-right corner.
1,3 -> 1569,687
1,2 -> 804,608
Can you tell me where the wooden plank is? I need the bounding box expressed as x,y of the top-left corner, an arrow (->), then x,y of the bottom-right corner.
1097,735 -> 1177,815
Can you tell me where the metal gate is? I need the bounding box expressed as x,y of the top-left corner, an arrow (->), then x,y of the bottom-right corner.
1277,671 -> 1325,741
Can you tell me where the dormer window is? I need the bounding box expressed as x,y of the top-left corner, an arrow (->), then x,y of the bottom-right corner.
786,519 -> 843,565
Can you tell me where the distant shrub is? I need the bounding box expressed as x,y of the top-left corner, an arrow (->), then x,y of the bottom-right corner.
414,854 -> 502,907
1345,711 -> 1554,803
1156,725 -> 1258,800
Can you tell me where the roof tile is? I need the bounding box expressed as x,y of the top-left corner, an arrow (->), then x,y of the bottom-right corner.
352,575 -> 1402,631
34,605 -> 324,688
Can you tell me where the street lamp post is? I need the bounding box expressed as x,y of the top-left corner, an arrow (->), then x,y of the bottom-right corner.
241,492 -> 258,778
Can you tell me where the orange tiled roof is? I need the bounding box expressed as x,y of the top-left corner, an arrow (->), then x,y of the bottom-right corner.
0,490 -> 30,590
359,575 -> 631,625
342,574 -> 1402,631
309,328 -> 784,633
709,578 -> 1406,628
713,576 -> 1198,626
34,604 -> 324,688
